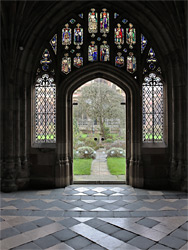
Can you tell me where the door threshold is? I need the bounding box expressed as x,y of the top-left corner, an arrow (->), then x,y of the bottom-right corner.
73,181 -> 126,184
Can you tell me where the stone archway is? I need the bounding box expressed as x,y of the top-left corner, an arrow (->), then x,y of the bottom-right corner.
55,63 -> 143,188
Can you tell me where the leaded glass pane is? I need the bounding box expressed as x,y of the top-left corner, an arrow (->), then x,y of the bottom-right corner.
127,52 -> 136,73
114,24 -> 124,49
126,23 -> 136,49
62,54 -> 71,74
88,8 -> 98,37
100,9 -> 109,36
141,34 -> 147,53
88,42 -> 98,62
62,24 -> 71,50
142,73 -> 163,142
100,42 -> 110,61
40,49 -> 52,71
74,53 -> 83,68
35,74 -> 56,143
50,34 -> 57,55
115,52 -> 124,67
74,24 -> 83,49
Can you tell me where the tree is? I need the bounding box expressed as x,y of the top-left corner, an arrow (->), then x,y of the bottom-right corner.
74,80 -> 125,138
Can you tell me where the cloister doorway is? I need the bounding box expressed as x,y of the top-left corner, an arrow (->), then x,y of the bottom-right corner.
72,78 -> 126,183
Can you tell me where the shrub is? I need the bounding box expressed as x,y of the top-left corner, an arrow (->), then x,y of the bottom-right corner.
76,146 -> 96,159
106,147 -> 126,157
106,140 -> 126,150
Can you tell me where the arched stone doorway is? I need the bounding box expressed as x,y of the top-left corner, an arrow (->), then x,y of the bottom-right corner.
55,64 -> 143,188
72,78 -> 127,183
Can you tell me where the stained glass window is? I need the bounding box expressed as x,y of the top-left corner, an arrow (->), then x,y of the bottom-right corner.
88,41 -> 98,62
50,34 -> 57,55
147,48 -> 157,70
115,52 -> 124,67
100,9 -> 109,37
74,24 -> 83,49
62,54 -> 71,74
114,24 -> 124,49
40,49 -> 52,71
100,41 -> 110,61
126,23 -> 136,49
142,73 -> 163,142
74,53 -> 83,68
62,24 -> 71,50
35,74 -> 56,143
127,52 -> 136,73
141,34 -> 147,53
88,8 -> 98,37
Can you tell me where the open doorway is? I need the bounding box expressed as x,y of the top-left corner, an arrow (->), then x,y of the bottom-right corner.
72,78 -> 126,183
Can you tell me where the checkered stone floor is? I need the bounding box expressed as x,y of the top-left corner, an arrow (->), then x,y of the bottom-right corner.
0,185 -> 188,250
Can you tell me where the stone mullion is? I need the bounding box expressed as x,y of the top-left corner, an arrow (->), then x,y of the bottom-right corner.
55,23 -> 70,187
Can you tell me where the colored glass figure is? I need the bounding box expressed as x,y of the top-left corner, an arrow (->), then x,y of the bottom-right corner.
40,49 -> 52,71
114,24 -> 124,49
127,52 -> 136,73
70,49 -> 75,54
141,34 -> 147,53
122,19 -> 128,24
100,41 -> 110,61
100,9 -> 109,37
88,8 -> 98,37
147,48 -> 157,63
97,37 -> 101,41
74,24 -> 83,49
114,13 -> 119,19
78,13 -> 83,19
126,23 -> 136,49
88,41 -> 98,62
62,24 -> 71,50
62,53 -> 71,74
115,52 -> 124,67
50,34 -> 57,55
123,48 -> 127,53
70,19 -> 76,24
74,53 -> 83,68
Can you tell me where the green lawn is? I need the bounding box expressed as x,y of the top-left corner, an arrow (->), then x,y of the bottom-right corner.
73,159 -> 92,175
107,157 -> 126,175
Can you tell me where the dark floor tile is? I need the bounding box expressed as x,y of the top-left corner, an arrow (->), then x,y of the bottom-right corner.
85,218 -> 107,228
33,235 -> 60,249
53,228 -> 78,241
127,236 -> 155,249
97,223 -> 120,234
14,222 -> 38,233
170,228 -> 188,241
65,235 -> 92,250
58,218 -> 80,227
112,229 -> 136,242
136,218 -> 159,228
12,242 -> 42,249
149,243 -> 172,249
159,235 -> 186,249
0,227 -> 20,240
32,217 -> 55,227
180,222 -> 188,231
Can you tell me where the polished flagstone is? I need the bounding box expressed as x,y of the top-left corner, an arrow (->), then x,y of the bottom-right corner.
0,185 -> 187,250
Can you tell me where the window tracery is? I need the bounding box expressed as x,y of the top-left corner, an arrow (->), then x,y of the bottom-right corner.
33,8 -> 165,145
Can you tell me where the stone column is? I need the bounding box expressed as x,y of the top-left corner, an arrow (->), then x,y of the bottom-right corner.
2,80 -> 17,192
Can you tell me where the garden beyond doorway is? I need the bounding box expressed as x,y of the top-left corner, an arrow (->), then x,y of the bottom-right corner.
73,78 -> 126,183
